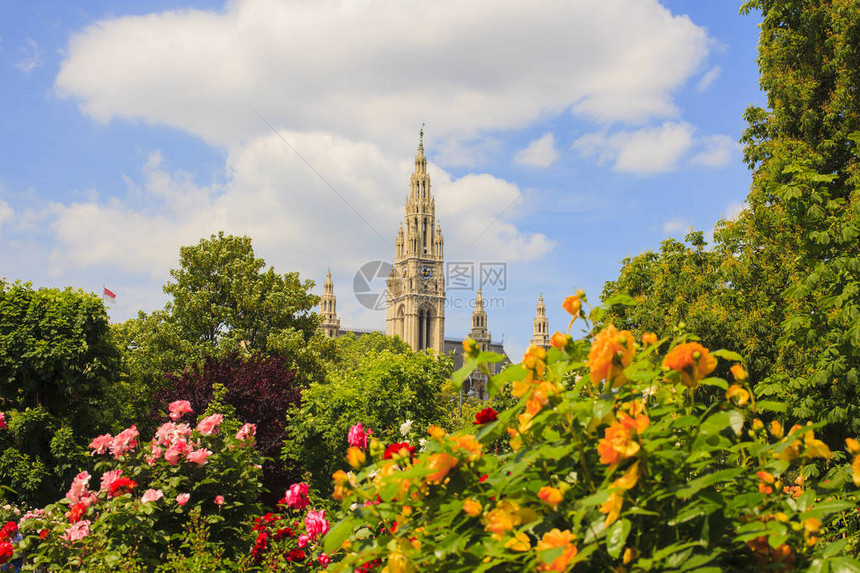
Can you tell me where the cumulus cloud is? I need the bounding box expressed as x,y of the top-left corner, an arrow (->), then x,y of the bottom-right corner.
690,134 -> 735,167
578,122 -> 696,174
723,201 -> 745,221
662,219 -> 689,236
47,133 -> 554,289
697,65 -> 721,92
514,133 -> 559,167
0,199 -> 12,230
15,38 -> 44,73
55,0 -> 711,149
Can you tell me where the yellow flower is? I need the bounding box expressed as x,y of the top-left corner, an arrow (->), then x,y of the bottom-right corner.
730,364 -> 748,381
428,425 -> 447,440
462,499 -> 482,517
536,528 -> 578,572
662,342 -> 717,389
538,486 -> 563,509
641,332 -> 658,347
613,460 -> 641,491
383,550 -> 413,573
483,501 -> 521,540
599,490 -> 624,527
551,331 -> 571,350
803,427 -> 831,459
452,434 -> 482,461
726,384 -> 750,406
623,547 -> 638,564
505,532 -> 531,552
846,438 -> 860,455
597,416 -> 646,467
852,455 -> 860,487
588,325 -> 635,387
426,453 -> 457,484
346,446 -> 366,469
462,338 -> 480,358
562,296 -> 582,329
507,427 -> 523,451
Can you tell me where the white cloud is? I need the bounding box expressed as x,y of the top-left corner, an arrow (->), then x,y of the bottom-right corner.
662,219 -> 689,235
690,134 -> 735,167
697,65 -> 721,92
47,133 -> 554,294
0,199 -> 12,230
514,133 -> 559,167
723,201 -> 745,221
55,0 -> 711,149
15,39 -> 44,73
578,122 -> 696,174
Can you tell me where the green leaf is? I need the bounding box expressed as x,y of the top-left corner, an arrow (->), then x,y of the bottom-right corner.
604,294 -> 636,306
699,377 -> 728,390
323,517 -> 355,554
712,349 -> 743,362
675,468 -> 744,499
606,519 -> 631,559
756,401 -> 787,413
831,558 -> 860,573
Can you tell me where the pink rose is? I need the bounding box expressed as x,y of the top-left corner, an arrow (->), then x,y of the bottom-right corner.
63,519 -> 90,542
196,414 -> 223,436
284,482 -> 310,510
235,423 -> 256,441
89,433 -> 113,455
176,493 -> 190,506
186,448 -> 212,466
164,440 -> 189,466
66,471 -> 91,504
99,470 -> 123,493
168,400 -> 193,421
145,444 -> 163,466
141,489 -> 163,503
305,509 -> 329,539
214,495 -> 225,506
318,553 -> 331,567
154,422 -> 193,447
297,533 -> 311,548
0,412 -> 6,430
110,425 -> 139,459
348,423 -> 371,450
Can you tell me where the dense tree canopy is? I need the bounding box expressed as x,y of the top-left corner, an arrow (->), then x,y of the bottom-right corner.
0,281 -> 120,504
603,0 -> 860,445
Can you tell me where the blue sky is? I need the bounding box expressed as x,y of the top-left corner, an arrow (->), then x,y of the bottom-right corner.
0,0 -> 765,358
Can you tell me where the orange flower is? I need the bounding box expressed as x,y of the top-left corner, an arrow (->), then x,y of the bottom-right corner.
803,427 -> 831,459
598,420 -> 641,467
852,455 -> 860,487
462,499 -> 482,517
562,296 -> 582,329
538,486 -> 563,509
770,420 -> 784,439
730,363 -> 748,381
505,532 -> 531,552
462,338 -> 480,358
641,332 -> 658,347
346,446 -> 365,469
536,529 -> 578,572
427,425 -> 447,440
426,453 -> 457,484
613,460 -> 640,491
587,325 -> 635,387
451,434 -> 482,461
483,501 -> 521,540
662,342 -> 717,389
726,384 -> 750,406
551,331 -> 571,350
599,490 -> 624,527
507,427 -> 523,451
846,438 -> 860,455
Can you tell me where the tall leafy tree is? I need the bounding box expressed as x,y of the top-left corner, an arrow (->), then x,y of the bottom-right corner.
0,281 -> 120,504
603,0 -> 860,444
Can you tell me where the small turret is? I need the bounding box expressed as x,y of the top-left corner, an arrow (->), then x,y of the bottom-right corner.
529,294 -> 550,349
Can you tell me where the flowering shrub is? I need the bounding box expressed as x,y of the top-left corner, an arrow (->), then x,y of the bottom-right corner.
323,295 -> 860,571
16,394 -> 263,569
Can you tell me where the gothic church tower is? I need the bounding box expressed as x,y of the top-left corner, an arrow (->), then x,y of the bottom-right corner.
319,269 -> 340,338
530,294 -> 551,349
386,131 -> 446,353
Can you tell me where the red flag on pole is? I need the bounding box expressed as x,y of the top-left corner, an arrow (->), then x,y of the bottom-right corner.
103,287 -> 117,304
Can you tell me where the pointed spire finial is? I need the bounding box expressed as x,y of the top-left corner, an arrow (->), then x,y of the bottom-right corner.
419,123 -> 425,148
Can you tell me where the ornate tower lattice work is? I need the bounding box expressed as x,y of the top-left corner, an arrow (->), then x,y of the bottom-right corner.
318,270 -> 341,338
386,131 -> 446,353
466,289 -> 493,399
530,294 -> 551,349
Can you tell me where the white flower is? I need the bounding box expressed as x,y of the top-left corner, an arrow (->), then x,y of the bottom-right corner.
399,419 -> 413,437
349,503 -> 359,511
419,438 -> 427,447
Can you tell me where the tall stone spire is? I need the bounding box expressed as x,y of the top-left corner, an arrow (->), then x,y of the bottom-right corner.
319,269 -> 340,338
530,294 -> 550,349
386,133 -> 446,352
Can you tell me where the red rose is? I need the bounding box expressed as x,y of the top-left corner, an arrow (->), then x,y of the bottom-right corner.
68,503 -> 87,524
473,407 -> 498,425
287,548 -> 306,562
383,442 -> 416,460
0,541 -> 12,565
108,476 -> 137,497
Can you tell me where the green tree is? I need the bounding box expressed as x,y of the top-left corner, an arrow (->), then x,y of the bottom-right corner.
283,335 -> 452,492
0,280 -> 120,504
116,233 -> 332,427
603,0 -> 860,444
